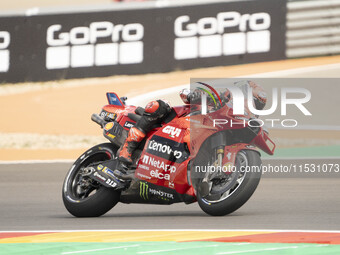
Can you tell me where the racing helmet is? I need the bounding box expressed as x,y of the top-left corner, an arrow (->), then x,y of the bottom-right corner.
227,80 -> 267,110
179,88 -> 191,104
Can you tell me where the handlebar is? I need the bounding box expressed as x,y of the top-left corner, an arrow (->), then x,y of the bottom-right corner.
91,113 -> 107,128
120,97 -> 127,105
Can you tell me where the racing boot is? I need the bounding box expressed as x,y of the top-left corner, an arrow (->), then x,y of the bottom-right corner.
115,127 -> 146,180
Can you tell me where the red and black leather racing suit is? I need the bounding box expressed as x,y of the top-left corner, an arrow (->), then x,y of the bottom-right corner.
119,99 -> 171,164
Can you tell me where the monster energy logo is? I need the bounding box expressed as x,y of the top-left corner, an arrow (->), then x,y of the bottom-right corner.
140,182 -> 149,200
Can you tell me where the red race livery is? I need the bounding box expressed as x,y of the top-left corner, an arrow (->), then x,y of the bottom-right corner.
63,89 -> 275,217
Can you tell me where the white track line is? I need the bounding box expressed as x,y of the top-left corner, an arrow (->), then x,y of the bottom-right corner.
61,244 -> 139,255
137,244 -> 220,254
242,62 -> 340,78
0,159 -> 74,165
217,244 -> 329,255
127,63 -> 340,131
127,62 -> 340,105
127,84 -> 188,105
1,229 -> 340,233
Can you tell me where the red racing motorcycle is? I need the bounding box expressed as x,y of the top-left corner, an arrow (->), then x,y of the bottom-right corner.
62,87 -> 275,217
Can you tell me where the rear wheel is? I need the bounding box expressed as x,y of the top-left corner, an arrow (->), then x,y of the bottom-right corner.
62,143 -> 120,217
196,150 -> 262,216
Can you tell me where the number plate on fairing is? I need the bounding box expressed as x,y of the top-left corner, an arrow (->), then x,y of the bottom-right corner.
90,161 -> 120,188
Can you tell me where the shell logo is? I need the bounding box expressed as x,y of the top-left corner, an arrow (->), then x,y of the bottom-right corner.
104,122 -> 114,131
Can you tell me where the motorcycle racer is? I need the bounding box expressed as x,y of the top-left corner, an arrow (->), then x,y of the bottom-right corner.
63,80 -> 275,217
116,100 -> 172,175
115,80 -> 267,180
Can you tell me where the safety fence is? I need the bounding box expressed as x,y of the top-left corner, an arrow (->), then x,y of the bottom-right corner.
1,0 -> 339,83
287,0 -> 340,57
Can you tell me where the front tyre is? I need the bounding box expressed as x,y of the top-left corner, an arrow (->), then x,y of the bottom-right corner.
197,150 -> 262,216
62,143 -> 120,217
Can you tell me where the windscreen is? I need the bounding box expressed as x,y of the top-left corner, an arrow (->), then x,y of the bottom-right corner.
106,92 -> 124,106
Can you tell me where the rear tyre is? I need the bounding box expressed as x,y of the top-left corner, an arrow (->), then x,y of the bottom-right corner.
197,150 -> 262,216
62,143 -> 120,217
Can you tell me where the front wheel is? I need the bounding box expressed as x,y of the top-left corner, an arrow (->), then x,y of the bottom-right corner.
197,150 -> 262,216
62,143 -> 120,217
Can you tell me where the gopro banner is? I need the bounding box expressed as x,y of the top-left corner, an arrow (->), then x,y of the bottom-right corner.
0,0 -> 286,83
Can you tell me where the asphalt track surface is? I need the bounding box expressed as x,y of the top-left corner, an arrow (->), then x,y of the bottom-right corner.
1,158 -> 340,231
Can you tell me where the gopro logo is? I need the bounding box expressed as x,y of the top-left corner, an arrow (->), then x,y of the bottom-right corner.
174,12 -> 271,60
0,31 -> 10,72
46,21 -> 144,69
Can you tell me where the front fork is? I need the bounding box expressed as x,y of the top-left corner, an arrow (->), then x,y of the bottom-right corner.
200,146 -> 224,197
216,146 -> 224,168
203,146 -> 224,182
